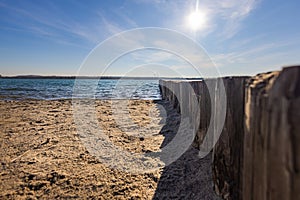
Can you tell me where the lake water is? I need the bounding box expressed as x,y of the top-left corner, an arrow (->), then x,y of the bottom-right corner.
0,79 -> 161,100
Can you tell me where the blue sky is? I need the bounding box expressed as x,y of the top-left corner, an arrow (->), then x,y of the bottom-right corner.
0,0 -> 299,77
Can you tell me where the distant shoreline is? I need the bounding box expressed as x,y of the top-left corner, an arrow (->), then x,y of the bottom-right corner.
0,75 -> 202,80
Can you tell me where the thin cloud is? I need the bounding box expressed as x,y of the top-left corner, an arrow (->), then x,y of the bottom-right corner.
212,39 -> 300,67
0,1 -> 126,46
1,2 -> 98,44
215,0 -> 261,38
133,0 -> 261,39
113,8 -> 138,28
99,15 -> 124,36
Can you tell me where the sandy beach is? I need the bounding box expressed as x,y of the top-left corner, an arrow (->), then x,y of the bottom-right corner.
0,99 -> 219,199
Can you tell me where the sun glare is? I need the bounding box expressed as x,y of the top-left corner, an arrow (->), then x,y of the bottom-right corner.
187,0 -> 207,31
187,10 -> 207,31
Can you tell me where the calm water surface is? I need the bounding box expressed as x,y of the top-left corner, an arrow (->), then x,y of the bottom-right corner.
0,79 -> 161,100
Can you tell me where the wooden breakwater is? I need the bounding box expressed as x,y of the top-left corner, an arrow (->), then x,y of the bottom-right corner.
159,66 -> 300,200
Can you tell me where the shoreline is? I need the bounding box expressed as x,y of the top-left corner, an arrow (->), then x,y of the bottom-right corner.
0,98 -> 163,101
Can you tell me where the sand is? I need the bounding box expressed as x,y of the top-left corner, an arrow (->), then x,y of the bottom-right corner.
0,99 -> 219,199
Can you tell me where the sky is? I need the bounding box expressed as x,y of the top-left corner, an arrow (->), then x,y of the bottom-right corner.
0,0 -> 299,77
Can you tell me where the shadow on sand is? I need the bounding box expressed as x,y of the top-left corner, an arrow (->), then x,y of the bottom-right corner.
151,100 -> 220,200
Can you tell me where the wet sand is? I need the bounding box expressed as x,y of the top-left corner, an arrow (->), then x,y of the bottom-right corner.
0,99 -> 219,199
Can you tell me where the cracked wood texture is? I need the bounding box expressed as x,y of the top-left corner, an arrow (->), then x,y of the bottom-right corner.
212,77 -> 249,200
243,66 -> 300,200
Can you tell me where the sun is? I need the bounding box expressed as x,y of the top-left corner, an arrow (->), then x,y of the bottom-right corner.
187,10 -> 207,31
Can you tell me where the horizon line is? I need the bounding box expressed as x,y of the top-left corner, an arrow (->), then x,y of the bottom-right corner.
0,74 -> 203,80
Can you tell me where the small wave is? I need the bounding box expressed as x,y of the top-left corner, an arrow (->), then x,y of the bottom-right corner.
2,87 -> 38,92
